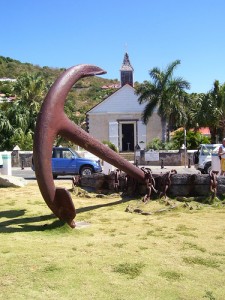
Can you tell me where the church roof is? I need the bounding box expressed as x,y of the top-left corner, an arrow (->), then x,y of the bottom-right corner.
87,84 -> 147,114
120,52 -> 134,71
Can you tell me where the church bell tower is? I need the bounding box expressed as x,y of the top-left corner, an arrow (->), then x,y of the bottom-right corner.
120,52 -> 134,87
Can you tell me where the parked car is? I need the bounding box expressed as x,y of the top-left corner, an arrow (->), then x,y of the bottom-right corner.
32,147 -> 102,178
193,144 -> 221,174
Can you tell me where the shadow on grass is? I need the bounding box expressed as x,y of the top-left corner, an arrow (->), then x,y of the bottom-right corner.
0,209 -> 26,219
0,211 -> 64,233
76,196 -> 132,214
0,196 -> 132,233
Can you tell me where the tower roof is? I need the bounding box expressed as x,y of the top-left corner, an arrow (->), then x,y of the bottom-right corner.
120,52 -> 134,71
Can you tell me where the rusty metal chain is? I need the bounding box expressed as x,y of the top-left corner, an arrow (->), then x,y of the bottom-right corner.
141,167 -> 158,203
72,175 -> 81,188
114,169 -> 120,192
209,170 -> 218,198
159,169 -> 177,199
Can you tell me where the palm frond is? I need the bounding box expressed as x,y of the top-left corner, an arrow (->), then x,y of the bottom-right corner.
170,77 -> 191,90
149,67 -> 162,85
142,96 -> 159,124
162,60 -> 181,85
136,82 -> 156,104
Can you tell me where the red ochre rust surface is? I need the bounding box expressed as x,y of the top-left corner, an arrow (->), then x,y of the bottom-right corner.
33,64 -> 145,228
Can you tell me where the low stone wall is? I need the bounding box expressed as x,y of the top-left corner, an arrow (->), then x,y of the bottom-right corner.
80,172 -> 224,198
136,149 -> 195,166
169,174 -> 210,197
7,149 -> 195,168
11,151 -> 33,168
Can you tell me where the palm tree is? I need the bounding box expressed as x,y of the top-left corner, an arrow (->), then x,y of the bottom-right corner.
189,81 -> 225,143
136,60 -> 190,142
0,73 -> 48,150
212,81 -> 225,138
13,72 -> 47,103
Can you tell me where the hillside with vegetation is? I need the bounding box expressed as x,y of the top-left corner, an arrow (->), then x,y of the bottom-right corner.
0,55 -> 120,109
0,56 -> 120,150
1,56 -> 225,151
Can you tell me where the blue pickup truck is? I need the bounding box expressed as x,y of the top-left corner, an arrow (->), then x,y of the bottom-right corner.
33,147 -> 102,179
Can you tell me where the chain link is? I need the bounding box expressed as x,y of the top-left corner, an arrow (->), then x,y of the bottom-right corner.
141,167 -> 158,203
209,170 -> 218,198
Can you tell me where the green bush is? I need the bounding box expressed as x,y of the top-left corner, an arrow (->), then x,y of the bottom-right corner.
171,130 -> 210,150
102,140 -> 118,152
146,138 -> 174,150
146,130 -> 210,150
146,138 -> 163,150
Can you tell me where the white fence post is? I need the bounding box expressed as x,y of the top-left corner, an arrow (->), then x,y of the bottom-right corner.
2,151 -> 12,175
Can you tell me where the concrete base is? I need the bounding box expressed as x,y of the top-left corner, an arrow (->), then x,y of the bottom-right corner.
0,175 -> 27,188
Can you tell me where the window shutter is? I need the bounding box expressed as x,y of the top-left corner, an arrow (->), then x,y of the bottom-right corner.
137,121 -> 147,149
109,122 -> 119,148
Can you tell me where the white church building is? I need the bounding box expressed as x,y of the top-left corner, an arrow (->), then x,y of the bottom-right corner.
86,53 -> 162,152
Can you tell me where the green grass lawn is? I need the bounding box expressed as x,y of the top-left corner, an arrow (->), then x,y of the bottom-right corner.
0,180 -> 225,300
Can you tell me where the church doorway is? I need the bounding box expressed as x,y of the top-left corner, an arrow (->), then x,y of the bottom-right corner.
120,122 -> 135,151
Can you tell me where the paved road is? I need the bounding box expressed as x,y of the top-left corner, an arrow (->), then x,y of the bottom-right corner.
12,167 -> 36,179
11,168 -> 74,180
9,165 -> 200,181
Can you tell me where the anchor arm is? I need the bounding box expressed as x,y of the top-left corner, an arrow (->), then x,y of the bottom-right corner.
33,64 -> 145,228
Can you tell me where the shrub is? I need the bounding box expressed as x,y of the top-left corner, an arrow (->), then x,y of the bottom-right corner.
146,130 -> 210,150
171,130 -> 210,150
146,138 -> 174,150
146,138 -> 164,150
102,140 -> 118,152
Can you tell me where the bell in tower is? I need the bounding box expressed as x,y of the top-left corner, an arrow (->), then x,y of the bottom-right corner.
120,52 -> 134,87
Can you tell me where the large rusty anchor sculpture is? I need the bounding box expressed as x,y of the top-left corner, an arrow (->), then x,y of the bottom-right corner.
33,64 -> 145,228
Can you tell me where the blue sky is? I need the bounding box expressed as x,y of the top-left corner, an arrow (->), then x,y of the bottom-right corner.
1,0 -> 224,93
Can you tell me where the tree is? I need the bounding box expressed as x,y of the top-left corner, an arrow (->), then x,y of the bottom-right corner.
12,72 -> 47,104
170,129 -> 210,149
213,81 -> 225,138
0,73 -> 48,150
189,81 -> 225,143
135,60 -> 190,142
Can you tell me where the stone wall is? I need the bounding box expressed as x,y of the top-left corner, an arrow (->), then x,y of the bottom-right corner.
8,149 -> 195,168
11,151 -> 33,167
136,149 -> 195,166
80,172 -> 224,198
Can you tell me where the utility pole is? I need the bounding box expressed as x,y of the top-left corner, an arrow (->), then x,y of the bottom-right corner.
184,128 -> 187,168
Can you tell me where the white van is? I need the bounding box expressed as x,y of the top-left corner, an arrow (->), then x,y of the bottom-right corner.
193,144 -> 221,173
